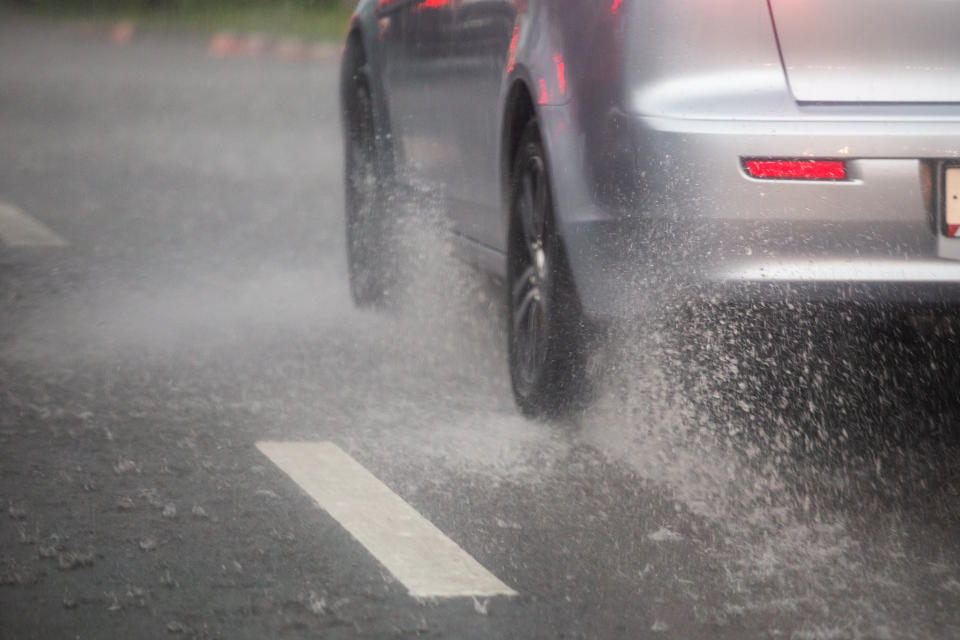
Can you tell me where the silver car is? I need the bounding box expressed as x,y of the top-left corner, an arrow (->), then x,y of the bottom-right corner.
340,0 -> 960,417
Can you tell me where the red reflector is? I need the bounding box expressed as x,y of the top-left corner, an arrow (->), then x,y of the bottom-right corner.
744,159 -> 846,180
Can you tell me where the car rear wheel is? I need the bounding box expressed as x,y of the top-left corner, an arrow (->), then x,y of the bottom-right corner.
507,121 -> 586,419
343,64 -> 394,308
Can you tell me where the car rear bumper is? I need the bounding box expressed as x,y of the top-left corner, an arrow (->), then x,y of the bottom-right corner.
554,107 -> 960,320
563,219 -> 960,320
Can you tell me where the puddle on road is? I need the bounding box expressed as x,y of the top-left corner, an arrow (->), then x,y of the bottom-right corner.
3,188 -> 959,639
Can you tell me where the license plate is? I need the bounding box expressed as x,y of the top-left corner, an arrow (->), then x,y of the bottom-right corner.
946,167 -> 960,236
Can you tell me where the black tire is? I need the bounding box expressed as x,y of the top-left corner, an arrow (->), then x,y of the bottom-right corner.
343,58 -> 394,308
507,120 -> 587,419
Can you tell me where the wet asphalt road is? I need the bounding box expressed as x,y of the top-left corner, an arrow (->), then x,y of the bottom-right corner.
1,15 -> 960,640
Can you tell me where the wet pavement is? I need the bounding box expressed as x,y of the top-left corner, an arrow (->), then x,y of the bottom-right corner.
1,15 -> 959,640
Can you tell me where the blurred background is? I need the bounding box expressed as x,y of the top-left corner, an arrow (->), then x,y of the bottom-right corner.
5,0 -> 352,40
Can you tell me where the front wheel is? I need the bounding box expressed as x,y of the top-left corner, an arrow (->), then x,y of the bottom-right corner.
507,121 -> 587,419
343,64 -> 394,308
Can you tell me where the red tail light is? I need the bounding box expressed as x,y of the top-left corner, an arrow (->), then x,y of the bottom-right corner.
744,159 -> 847,180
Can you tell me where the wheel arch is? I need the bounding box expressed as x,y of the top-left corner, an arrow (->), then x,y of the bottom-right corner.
499,80 -> 538,219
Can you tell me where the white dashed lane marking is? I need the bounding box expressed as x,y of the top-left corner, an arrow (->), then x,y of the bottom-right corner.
0,203 -> 67,247
257,441 -> 517,599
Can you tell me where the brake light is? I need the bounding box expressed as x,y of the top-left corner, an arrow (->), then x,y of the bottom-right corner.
416,0 -> 450,9
744,159 -> 846,180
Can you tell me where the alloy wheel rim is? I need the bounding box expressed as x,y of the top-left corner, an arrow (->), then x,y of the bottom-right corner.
512,154 -> 550,392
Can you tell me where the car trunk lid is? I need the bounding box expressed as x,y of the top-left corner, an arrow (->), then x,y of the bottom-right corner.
768,0 -> 960,103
